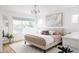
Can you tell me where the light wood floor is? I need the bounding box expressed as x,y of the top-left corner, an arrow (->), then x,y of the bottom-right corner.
3,41 -> 23,53
3,43 -> 15,53
3,35 -> 25,53
3,41 -> 61,53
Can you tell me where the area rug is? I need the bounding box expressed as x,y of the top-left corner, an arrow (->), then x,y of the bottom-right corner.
9,41 -> 60,53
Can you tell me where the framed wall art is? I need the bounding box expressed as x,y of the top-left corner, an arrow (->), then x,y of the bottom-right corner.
46,13 -> 63,27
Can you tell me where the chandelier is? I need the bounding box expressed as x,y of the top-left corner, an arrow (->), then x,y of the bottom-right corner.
31,5 -> 40,19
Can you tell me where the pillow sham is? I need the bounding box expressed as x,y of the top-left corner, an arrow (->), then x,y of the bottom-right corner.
41,30 -> 50,35
53,31 -> 61,35
49,31 -> 55,35
53,35 -> 62,42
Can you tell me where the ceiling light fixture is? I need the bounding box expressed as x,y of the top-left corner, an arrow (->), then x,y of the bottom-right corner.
31,5 -> 40,19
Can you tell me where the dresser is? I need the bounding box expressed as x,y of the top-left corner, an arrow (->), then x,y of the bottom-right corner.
0,37 -> 3,52
62,32 -> 79,53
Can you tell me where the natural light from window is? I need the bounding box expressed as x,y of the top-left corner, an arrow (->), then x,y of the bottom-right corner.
72,15 -> 79,23
37,19 -> 43,27
13,19 -> 36,35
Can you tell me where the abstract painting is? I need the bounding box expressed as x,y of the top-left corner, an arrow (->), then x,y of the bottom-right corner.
46,13 -> 63,27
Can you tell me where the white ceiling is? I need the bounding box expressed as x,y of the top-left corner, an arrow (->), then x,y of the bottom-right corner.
0,5 -> 78,16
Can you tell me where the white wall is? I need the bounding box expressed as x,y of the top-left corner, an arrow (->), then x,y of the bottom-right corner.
0,14 -> 3,37
0,6 -> 79,35
63,6 -> 79,33
0,9 -> 14,34
0,9 -> 46,34
44,6 -> 79,33
0,12 -> 3,52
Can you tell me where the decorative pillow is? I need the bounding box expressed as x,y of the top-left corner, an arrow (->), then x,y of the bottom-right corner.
53,35 -> 61,42
53,31 -> 62,35
49,31 -> 55,35
41,30 -> 50,35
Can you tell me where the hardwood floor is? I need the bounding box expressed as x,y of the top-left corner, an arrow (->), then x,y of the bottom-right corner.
3,40 -> 61,53
3,43 -> 15,53
3,40 -> 24,53
3,41 -> 22,53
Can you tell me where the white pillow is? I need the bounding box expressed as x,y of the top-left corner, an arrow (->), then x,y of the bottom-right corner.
49,31 -> 55,35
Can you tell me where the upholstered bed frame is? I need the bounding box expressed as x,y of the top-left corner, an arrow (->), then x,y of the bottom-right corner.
25,39 -> 61,53
24,27 -> 64,53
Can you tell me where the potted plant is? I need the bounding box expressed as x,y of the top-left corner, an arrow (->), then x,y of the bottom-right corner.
6,33 -> 14,43
58,46 -> 73,53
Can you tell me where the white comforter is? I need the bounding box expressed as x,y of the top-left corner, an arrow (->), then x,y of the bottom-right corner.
33,34 -> 54,45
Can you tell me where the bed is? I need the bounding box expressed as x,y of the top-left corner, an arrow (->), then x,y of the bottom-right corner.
24,27 -> 64,53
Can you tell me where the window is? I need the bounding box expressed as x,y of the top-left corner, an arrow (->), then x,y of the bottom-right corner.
13,19 -> 35,35
37,19 -> 43,27
13,20 -> 22,34
22,21 -> 36,34
23,21 -> 34,28
72,15 -> 79,23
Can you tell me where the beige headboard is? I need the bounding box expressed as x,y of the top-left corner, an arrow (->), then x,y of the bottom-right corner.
48,27 -> 64,32
40,27 -> 64,35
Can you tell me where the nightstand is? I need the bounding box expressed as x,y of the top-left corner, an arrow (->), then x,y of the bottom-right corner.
62,32 -> 79,53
